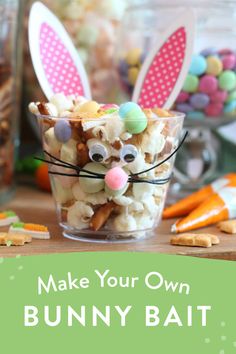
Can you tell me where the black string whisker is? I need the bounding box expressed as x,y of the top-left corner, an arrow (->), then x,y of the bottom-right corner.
43,150 -> 105,177
48,171 -> 105,179
128,176 -> 171,185
35,156 -> 79,171
130,131 -> 188,177
35,150 -> 106,177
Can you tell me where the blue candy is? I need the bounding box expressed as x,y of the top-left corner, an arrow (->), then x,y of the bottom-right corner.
54,119 -> 72,143
119,102 -> 141,118
200,47 -> 218,57
224,100 -> 236,113
189,55 -> 207,76
190,93 -> 209,109
176,103 -> 193,113
187,111 -> 205,120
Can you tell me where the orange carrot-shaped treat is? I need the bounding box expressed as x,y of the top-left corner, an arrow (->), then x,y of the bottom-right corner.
163,173 -> 236,219
172,185 -> 236,233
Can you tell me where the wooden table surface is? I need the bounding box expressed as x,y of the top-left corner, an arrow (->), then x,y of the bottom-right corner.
0,186 -> 236,260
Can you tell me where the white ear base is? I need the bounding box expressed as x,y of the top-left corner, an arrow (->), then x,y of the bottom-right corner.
132,9 -> 195,109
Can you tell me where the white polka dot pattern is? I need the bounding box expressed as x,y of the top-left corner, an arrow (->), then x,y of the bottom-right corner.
40,23 -> 85,96
138,27 -> 186,108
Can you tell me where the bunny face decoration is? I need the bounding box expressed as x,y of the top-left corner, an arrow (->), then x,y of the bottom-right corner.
28,2 -> 194,241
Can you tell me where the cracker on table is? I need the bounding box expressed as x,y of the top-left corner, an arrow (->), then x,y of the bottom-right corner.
217,220 -> 236,234
170,233 -> 219,248
0,232 -> 32,246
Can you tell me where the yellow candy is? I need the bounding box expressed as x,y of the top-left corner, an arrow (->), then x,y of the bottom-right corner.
128,67 -> 139,85
206,56 -> 223,76
77,100 -> 100,115
126,47 -> 141,66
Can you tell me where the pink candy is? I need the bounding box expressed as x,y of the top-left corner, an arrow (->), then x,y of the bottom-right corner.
101,103 -> 118,110
176,91 -> 189,103
204,102 -> 223,116
199,75 -> 218,94
209,90 -> 227,103
105,167 -> 128,191
222,54 -> 236,70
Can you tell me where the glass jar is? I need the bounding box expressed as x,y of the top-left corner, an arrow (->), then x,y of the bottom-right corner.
0,0 -> 23,203
36,108 -> 184,242
116,0 -> 236,191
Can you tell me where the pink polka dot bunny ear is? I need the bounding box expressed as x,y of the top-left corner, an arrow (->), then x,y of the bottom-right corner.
132,10 -> 195,109
28,1 -> 91,100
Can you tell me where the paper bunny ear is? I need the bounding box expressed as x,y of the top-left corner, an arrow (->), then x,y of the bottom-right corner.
132,10 -> 195,109
28,1 -> 91,100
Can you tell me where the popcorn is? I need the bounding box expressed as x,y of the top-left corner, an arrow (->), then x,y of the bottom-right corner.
50,93 -> 73,113
134,212 -> 154,230
67,201 -> 94,229
72,182 -> 86,201
113,213 -> 137,232
113,195 -> 133,206
132,182 -> 155,201
44,127 -> 62,155
60,139 -> 78,164
51,178 -> 73,204
28,102 -> 39,115
44,103 -> 58,116
104,114 -> 125,143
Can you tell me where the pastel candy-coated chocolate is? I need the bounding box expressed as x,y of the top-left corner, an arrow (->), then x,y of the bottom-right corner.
105,167 -> 128,191
222,54 -> 236,70
183,74 -> 199,93
119,59 -> 129,76
189,54 -> 207,76
78,100 -> 100,114
189,93 -> 209,109
176,103 -> 193,113
124,108 -> 147,134
119,102 -> 140,118
199,75 -> 218,94
128,66 -> 139,85
79,163 -> 108,193
226,90 -> 236,103
187,111 -> 205,120
126,47 -> 141,66
54,119 -> 72,143
209,90 -> 227,103
200,47 -> 217,57
219,70 -> 236,91
176,91 -> 189,103
204,102 -> 223,116
206,56 -> 223,76
224,100 -> 236,113
219,48 -> 234,56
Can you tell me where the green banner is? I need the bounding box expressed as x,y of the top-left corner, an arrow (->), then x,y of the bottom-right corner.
1,252 -> 236,353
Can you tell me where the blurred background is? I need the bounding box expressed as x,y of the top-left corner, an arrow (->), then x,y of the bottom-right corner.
1,0 -> 236,203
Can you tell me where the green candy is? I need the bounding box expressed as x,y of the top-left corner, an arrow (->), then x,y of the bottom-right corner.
219,70 -> 236,91
183,74 -> 199,93
124,108 -> 147,134
226,90 -> 236,103
79,163 -> 108,193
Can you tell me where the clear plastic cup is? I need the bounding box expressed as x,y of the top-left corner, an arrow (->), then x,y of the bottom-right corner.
36,110 -> 184,242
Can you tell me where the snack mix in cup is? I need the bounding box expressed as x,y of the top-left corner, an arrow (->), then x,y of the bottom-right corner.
29,95 -> 184,241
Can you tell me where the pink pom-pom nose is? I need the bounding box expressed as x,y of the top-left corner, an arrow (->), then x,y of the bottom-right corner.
105,167 -> 128,191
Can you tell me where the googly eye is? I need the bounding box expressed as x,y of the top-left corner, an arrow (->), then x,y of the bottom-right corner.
120,144 -> 138,163
89,143 -> 109,163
